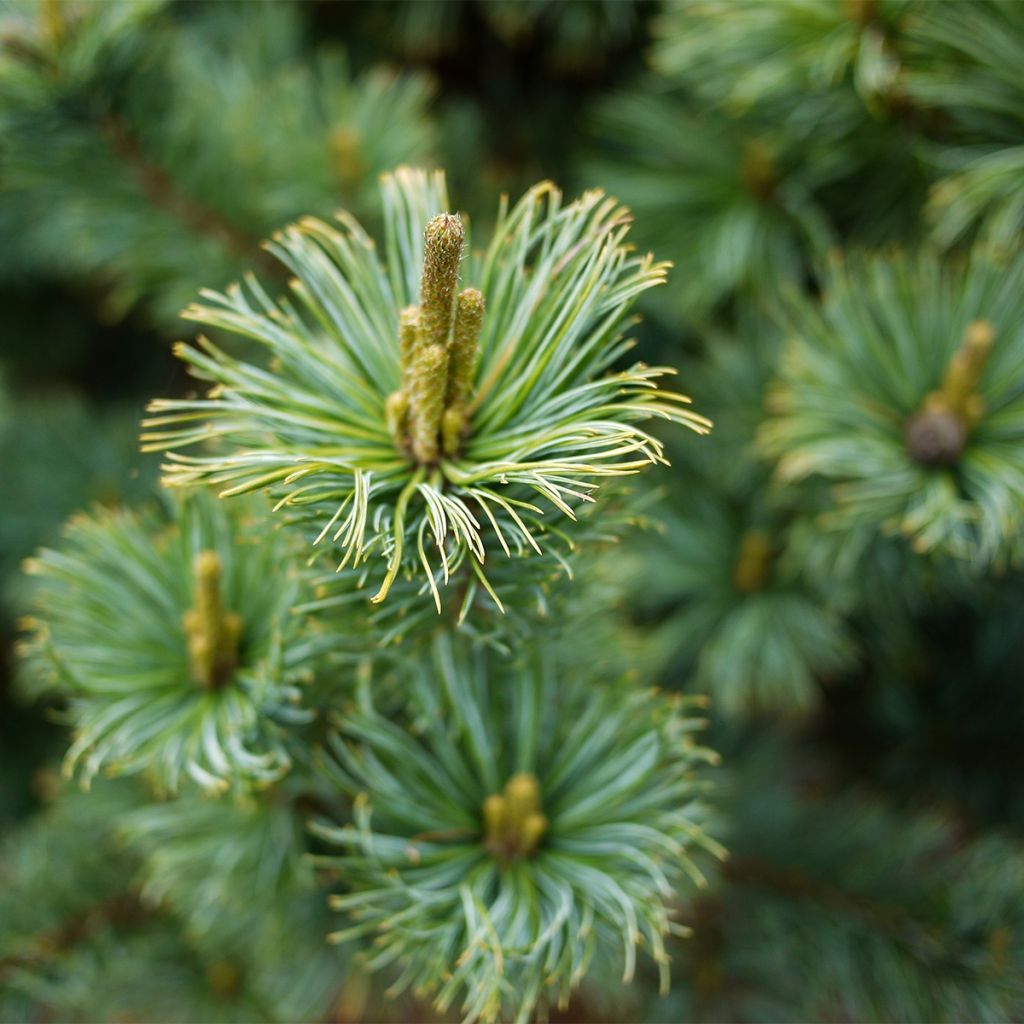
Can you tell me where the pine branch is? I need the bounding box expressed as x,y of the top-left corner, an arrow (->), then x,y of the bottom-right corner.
310,632 -> 721,1024
0,1 -> 437,325
19,490 -> 318,794
608,741 -> 1024,1023
142,167 -> 708,615
761,246 -> 1024,568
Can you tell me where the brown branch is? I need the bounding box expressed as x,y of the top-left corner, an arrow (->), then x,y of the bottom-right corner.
0,889 -> 147,979
722,853 -> 959,968
99,114 -> 281,279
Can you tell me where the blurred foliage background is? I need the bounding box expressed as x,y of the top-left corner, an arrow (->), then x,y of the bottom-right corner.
2,0 -> 1024,1021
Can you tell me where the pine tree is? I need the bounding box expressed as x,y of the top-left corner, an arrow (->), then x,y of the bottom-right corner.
11,165 -> 717,1022
5,2 -> 1024,1022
